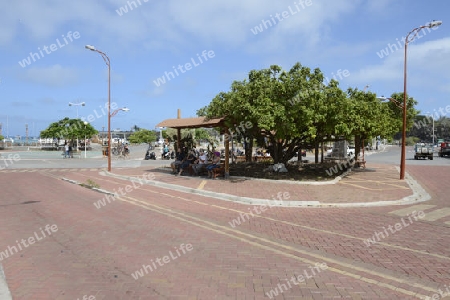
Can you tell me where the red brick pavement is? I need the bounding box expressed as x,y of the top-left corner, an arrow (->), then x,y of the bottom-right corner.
108,163 -> 413,205
0,165 -> 449,299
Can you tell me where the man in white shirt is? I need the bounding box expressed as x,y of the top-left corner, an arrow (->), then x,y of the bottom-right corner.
64,143 -> 70,158
192,150 -> 208,175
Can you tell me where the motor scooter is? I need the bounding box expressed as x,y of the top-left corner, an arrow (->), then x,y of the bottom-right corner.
144,145 -> 156,160
145,151 -> 156,160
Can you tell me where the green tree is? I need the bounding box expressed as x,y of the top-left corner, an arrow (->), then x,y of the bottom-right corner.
40,118 -> 98,143
131,124 -> 141,132
193,128 -> 211,142
198,62 -> 419,165
199,63 -> 348,164
127,129 -> 157,144
0,135 -> 4,141
384,92 -> 419,140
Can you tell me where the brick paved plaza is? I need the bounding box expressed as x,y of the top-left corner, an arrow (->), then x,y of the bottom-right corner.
0,155 -> 449,299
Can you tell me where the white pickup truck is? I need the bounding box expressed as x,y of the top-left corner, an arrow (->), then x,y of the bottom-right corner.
327,145 -> 355,158
414,143 -> 433,160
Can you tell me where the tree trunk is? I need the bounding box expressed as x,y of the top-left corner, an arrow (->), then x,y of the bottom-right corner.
274,141 -> 284,164
314,137 -> 319,164
320,141 -> 324,163
355,135 -> 361,160
245,137 -> 253,162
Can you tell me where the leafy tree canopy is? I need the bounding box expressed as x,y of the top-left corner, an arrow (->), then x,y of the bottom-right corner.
40,117 -> 98,140
198,62 -> 417,163
127,129 -> 157,144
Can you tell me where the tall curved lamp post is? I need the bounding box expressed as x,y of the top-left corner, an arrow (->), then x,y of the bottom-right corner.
69,101 -> 85,150
401,20 -> 442,179
85,45 -> 113,171
83,121 -> 88,159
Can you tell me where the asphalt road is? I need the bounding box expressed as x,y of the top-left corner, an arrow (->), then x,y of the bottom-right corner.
364,144 -> 450,166
0,144 -> 170,170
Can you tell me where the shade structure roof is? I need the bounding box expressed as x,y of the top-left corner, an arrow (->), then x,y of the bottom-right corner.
155,116 -> 225,129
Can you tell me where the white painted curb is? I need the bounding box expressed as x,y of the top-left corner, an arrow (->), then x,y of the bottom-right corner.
0,265 -> 12,300
98,168 -> 430,208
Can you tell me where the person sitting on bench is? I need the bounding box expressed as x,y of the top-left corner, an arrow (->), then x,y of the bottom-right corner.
192,149 -> 208,175
177,151 -> 196,176
171,149 -> 185,174
206,151 -> 221,178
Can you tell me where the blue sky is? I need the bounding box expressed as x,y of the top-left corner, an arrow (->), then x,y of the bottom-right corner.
1,0 -> 449,138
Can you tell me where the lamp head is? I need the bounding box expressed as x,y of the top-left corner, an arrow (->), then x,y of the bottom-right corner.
85,45 -> 96,51
121,107 -> 130,112
81,102 -> 85,106
428,20 -> 442,28
84,121 -> 88,125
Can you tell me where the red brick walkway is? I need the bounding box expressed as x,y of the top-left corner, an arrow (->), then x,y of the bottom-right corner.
0,164 -> 449,299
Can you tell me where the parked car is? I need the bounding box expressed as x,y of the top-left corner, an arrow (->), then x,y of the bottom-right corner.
296,150 -> 307,157
438,142 -> 450,157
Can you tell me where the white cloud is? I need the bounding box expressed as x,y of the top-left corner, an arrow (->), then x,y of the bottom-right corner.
1,0 -> 363,53
348,37 -> 450,90
18,64 -> 79,87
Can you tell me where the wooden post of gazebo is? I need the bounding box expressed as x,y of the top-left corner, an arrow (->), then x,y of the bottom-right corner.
224,126 -> 230,178
177,109 -> 181,151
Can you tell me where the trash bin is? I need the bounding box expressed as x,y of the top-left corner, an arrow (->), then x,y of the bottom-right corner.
102,146 -> 109,156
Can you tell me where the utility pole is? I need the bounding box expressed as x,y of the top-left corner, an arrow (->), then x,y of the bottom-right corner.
26,124 -> 28,145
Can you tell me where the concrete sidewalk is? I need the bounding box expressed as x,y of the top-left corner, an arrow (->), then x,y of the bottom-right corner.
106,163 -> 430,207
0,265 -> 12,300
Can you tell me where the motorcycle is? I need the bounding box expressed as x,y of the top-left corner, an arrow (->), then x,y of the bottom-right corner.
144,145 -> 156,160
145,151 -> 156,160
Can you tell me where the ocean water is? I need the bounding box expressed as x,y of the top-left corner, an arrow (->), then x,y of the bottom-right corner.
2,136 -> 39,145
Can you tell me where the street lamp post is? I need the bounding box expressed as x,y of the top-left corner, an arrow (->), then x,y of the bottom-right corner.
85,45 -> 112,171
69,101 -> 85,150
68,101 -> 85,118
83,121 -> 88,159
425,113 -> 436,145
401,20 -> 442,180
431,116 -> 435,145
